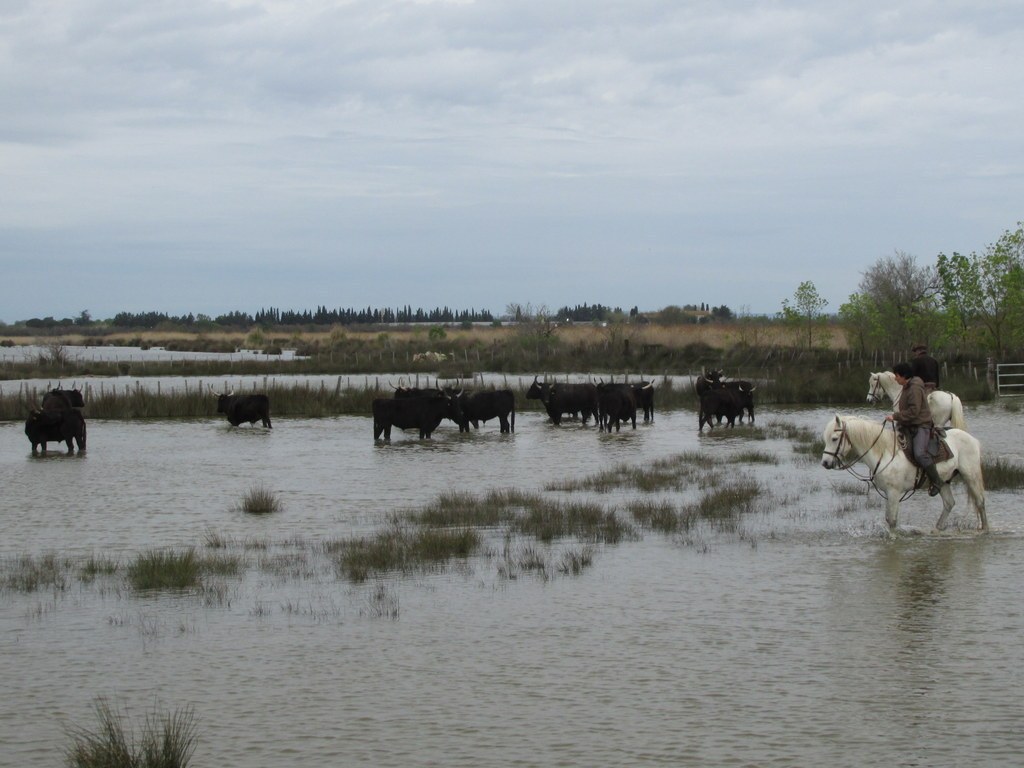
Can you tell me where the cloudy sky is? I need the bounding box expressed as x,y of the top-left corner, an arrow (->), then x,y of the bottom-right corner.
2,0 -> 1022,323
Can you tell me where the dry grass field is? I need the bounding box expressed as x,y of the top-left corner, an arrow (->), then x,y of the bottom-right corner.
18,320 -> 844,353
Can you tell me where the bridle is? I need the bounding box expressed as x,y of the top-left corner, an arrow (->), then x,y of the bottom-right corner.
824,418 -> 899,486
867,373 -> 904,408
866,375 -> 885,404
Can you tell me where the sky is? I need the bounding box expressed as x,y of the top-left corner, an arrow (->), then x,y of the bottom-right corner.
2,0 -> 1023,323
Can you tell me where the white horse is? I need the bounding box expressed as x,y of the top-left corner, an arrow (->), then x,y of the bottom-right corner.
821,415 -> 987,534
866,371 -> 967,430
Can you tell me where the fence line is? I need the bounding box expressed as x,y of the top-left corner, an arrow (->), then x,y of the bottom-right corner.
996,363 -> 1024,397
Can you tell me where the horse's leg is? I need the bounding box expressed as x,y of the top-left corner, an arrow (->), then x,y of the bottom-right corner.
934,484 -> 956,531
963,466 -> 989,532
885,493 -> 900,532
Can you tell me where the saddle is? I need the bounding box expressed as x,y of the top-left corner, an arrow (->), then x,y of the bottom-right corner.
897,426 -> 952,467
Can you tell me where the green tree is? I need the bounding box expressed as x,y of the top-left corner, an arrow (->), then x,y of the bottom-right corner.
937,222 -> 1024,356
838,292 -> 883,353
779,281 -> 830,349
935,250 -> 982,345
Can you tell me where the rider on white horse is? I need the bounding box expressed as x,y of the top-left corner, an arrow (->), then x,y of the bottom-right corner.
911,343 -> 940,393
885,361 -> 942,497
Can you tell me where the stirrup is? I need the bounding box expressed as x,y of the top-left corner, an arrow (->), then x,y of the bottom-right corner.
928,484 -> 942,497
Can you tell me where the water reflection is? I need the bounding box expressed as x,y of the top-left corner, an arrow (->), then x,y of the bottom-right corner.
878,542 -> 953,637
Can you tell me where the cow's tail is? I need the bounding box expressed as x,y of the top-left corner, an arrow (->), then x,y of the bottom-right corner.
949,394 -> 967,430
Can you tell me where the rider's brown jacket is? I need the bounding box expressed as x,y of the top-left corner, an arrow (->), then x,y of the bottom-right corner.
895,376 -> 933,428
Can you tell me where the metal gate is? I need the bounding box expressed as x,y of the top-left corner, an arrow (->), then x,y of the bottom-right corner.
996,363 -> 1024,396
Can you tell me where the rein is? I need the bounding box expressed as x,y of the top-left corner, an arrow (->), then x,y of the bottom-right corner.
827,419 -> 900,487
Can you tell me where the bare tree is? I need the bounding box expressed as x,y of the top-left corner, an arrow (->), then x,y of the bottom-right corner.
857,251 -> 942,349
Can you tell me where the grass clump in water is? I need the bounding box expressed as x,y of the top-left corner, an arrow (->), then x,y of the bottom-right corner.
127,549 -> 200,591
330,522 -> 481,582
80,555 -> 119,583
682,478 -> 764,529
238,483 -> 282,515
64,698 -> 197,768
730,449 -> 779,464
557,546 -> 594,575
627,500 -> 687,533
546,451 -> 710,493
981,457 -> 1024,490
1,552 -> 70,593
516,498 -> 634,543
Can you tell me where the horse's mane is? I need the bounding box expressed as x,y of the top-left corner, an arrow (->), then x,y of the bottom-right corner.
840,415 -> 893,455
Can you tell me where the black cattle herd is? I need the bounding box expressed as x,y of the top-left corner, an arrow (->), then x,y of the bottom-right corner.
22,371 -> 756,453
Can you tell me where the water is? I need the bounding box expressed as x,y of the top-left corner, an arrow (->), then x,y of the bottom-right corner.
2,395 -> 1023,767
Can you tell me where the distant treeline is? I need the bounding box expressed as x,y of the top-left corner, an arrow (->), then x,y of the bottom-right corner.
14,303 -> 632,329
17,306 -> 496,329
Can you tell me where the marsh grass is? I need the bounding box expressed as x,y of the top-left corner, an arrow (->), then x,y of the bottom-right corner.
496,537 -> 551,580
682,479 -> 764,529
127,549 -> 200,591
408,489 -> 633,543
731,449 -> 779,464
547,451 -> 711,493
410,490 -> 515,527
516,499 -> 635,543
330,522 -> 481,582
64,698 -> 197,768
1,552 -> 71,592
239,483 -> 282,515
627,500 -> 687,533
364,582 -> 400,619
80,555 -> 119,583
200,552 -> 244,576
557,546 -> 595,575
981,457 -> 1024,490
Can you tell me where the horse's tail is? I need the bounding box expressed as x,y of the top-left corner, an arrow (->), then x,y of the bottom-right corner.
949,394 -> 967,430
958,432 -> 988,531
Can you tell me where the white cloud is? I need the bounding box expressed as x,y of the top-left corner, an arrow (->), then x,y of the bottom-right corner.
1,0 -> 1023,320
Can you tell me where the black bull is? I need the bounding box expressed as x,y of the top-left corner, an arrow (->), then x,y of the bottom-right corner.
698,387 -> 754,431
25,408 -> 87,454
525,378 -> 599,425
596,383 -> 637,433
457,389 -> 515,433
43,387 -> 85,412
373,393 -> 463,440
216,393 -> 273,428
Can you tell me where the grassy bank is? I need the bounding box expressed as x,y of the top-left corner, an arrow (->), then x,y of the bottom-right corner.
0,361 -> 994,422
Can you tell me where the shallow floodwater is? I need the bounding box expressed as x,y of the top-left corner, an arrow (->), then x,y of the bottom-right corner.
2,397 -> 1023,767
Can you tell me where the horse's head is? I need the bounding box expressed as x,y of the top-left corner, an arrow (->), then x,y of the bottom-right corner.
821,415 -> 848,469
866,373 -> 882,404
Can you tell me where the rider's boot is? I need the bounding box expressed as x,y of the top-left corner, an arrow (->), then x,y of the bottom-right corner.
924,464 -> 943,497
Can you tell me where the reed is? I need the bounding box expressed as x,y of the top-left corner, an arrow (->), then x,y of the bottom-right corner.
64,698 -> 197,768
